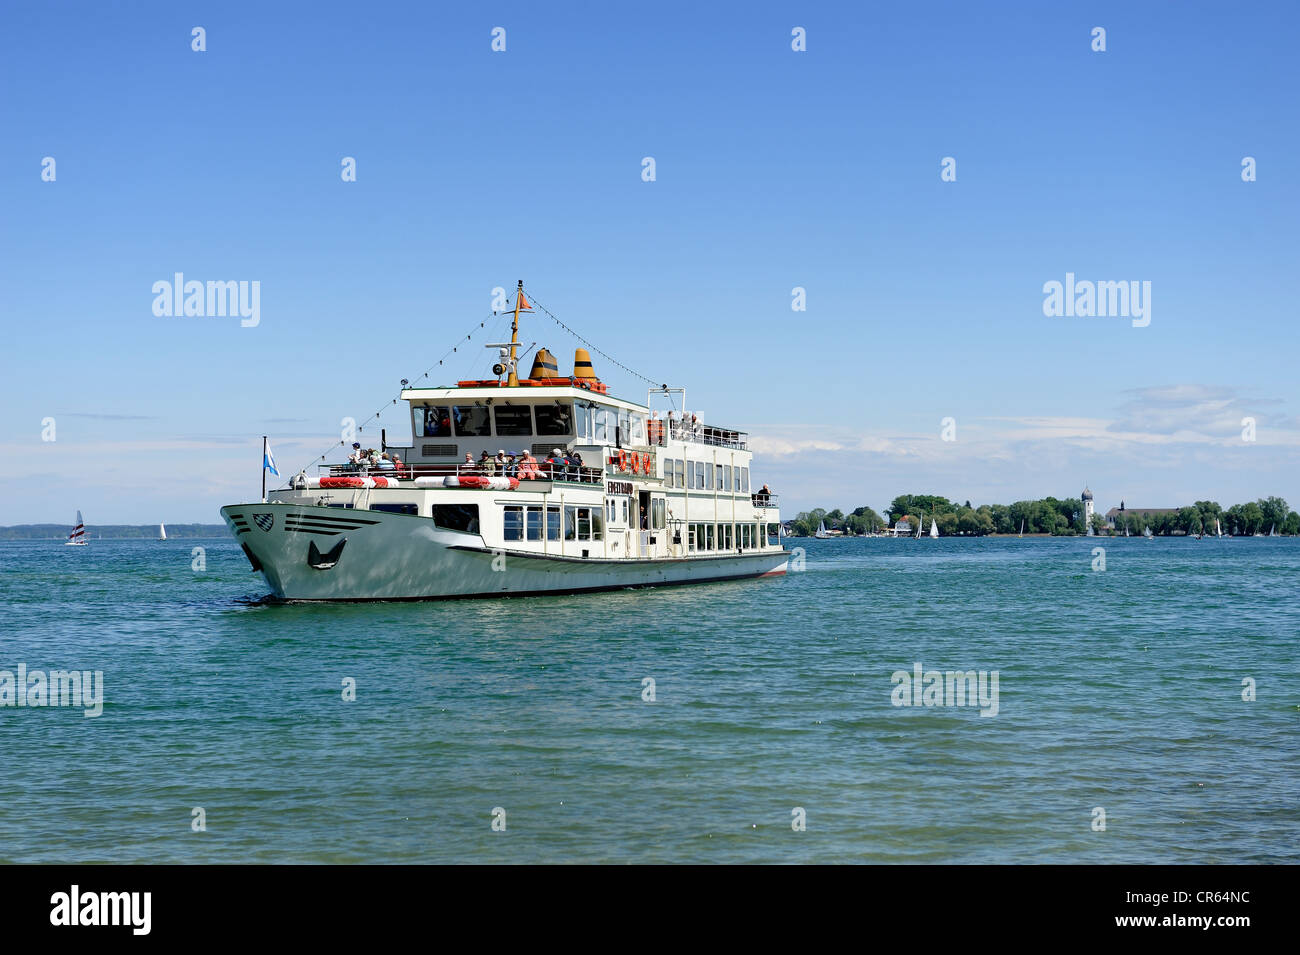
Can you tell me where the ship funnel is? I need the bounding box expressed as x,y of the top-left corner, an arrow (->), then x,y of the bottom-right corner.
573,347 -> 599,381
529,348 -> 559,379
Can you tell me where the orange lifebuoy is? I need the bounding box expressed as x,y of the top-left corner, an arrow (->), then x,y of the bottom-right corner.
618,450 -> 628,471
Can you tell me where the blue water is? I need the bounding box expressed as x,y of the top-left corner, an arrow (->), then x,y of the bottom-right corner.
1,536 -> 1296,863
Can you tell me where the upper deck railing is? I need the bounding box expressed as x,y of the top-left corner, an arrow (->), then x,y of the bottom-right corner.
751,493 -> 779,508
319,462 -> 604,486
647,420 -> 748,450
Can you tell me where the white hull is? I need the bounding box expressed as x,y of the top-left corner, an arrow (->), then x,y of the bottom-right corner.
222,503 -> 789,601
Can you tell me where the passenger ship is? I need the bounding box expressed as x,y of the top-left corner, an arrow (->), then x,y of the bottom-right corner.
220,284 -> 789,600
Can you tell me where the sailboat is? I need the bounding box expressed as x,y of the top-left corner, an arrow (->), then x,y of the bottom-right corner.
915,513 -> 923,539
1216,518 -> 1224,539
1124,524 -> 1130,537
1017,519 -> 1025,538
929,514 -> 939,538
1268,524 -> 1278,538
158,523 -> 167,541
65,510 -> 88,546
1143,525 -> 1153,539
814,520 -> 830,539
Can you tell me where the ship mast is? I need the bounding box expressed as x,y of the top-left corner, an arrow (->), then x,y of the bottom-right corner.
507,279 -> 524,386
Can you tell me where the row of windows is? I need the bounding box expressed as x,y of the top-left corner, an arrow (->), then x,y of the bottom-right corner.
577,404 -> 647,446
368,502 -> 482,532
662,459 -> 750,493
686,522 -> 765,552
503,505 -> 605,542
415,403 -> 573,439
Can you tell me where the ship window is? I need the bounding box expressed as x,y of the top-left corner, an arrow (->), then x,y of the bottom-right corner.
630,413 -> 646,446
547,505 -> 561,541
662,459 -> 673,488
577,507 -> 592,540
621,499 -> 628,523
741,467 -> 749,493
696,465 -> 705,490
452,406 -> 491,437
591,407 -> 611,443
371,503 -> 418,515
651,498 -> 666,530
705,523 -> 715,550
577,403 -> 591,440
431,503 -> 479,533
417,405 -> 452,437
723,466 -> 732,492
592,507 -> 603,540
526,506 -> 543,541
722,524 -> 732,549
565,505 -> 577,541
493,405 -> 533,436
675,459 -> 684,487
686,461 -> 695,487
536,402 -> 573,436
504,506 -> 523,541
715,464 -> 723,489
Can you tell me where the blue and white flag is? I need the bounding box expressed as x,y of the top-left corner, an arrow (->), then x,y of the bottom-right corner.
263,442 -> 279,476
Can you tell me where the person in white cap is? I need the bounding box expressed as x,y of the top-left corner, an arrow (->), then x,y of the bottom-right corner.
494,449 -> 508,471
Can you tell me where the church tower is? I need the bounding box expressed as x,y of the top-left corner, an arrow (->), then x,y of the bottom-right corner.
1081,486 -> 1095,526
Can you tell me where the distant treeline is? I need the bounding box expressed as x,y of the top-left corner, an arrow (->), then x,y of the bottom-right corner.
789,495 -> 1298,537
0,524 -> 228,540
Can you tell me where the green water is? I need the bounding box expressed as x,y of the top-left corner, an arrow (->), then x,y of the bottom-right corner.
1,536 -> 1296,863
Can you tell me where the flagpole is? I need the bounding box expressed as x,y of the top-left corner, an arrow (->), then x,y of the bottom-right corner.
506,279 -> 523,387
262,435 -> 268,503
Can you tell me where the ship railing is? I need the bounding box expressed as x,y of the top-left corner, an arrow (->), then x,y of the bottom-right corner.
751,493 -> 779,508
649,422 -> 749,450
320,462 -> 604,485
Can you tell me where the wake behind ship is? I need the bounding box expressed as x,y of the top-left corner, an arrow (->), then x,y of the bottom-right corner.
221,283 -> 790,600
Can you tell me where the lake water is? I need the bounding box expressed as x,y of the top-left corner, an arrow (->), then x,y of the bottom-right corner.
1,536 -> 1296,863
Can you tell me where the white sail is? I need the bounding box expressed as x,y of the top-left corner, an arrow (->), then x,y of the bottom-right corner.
815,520 -> 829,539
1216,518 -> 1222,537
1143,525 -> 1152,538
1269,524 -> 1277,537
915,513 -> 923,539
65,510 -> 87,546
929,515 -> 939,538
159,523 -> 167,540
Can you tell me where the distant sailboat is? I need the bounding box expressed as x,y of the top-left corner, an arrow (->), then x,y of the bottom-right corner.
1268,524 -> 1278,537
1018,519 -> 1025,538
915,513 -> 923,539
1216,518 -> 1224,538
159,523 -> 167,541
814,520 -> 830,539
929,514 -> 939,538
65,510 -> 88,546
1143,525 -> 1153,539
1124,524 -> 1130,537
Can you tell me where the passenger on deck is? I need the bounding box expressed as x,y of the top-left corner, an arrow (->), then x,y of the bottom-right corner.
494,449 -> 508,472
479,451 -> 495,475
504,453 -> 518,477
690,413 -> 700,437
640,506 -> 648,530
518,450 -> 538,480
377,453 -> 396,471
463,452 -> 474,472
348,442 -> 365,469
546,448 -> 565,479
569,450 -> 584,474
756,483 -> 772,504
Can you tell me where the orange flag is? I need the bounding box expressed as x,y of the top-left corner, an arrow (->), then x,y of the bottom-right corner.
517,291 -> 533,311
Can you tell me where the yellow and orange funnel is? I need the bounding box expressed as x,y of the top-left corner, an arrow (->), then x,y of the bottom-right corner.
528,348 -> 559,380
573,348 -> 600,382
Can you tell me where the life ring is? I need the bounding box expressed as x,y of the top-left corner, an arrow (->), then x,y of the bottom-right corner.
320,476 -> 368,489
617,450 -> 628,471
370,476 -> 400,488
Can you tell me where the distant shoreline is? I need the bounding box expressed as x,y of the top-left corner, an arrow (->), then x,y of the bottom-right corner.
0,524 -> 228,541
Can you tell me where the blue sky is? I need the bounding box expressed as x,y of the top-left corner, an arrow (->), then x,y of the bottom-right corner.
2,1 -> 1297,524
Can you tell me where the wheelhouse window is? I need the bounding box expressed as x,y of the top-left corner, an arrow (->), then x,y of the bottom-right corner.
630,412 -> 646,446
431,503 -> 479,533
453,406 -> 491,437
592,406 -> 611,443
371,502 -> 418,515
493,405 -> 533,436
526,506 -> 543,541
535,402 -> 573,436
576,403 -> 592,441
417,405 -> 452,437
